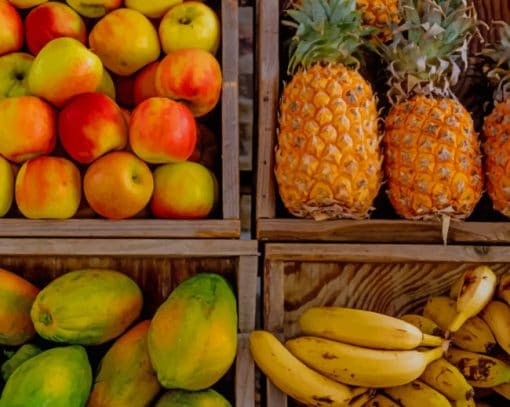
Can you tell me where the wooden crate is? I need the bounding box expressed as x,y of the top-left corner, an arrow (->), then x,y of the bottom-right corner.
0,0 -> 240,239
0,238 -> 258,406
262,243 -> 510,406
256,0 -> 510,243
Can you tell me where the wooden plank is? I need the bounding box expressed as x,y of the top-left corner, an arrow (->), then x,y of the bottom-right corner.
264,260 -> 285,332
236,333 -> 256,407
0,238 -> 258,257
221,0 -> 240,220
237,255 -> 259,333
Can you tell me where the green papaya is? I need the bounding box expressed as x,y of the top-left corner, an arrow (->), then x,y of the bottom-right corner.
154,389 -> 232,406
148,273 -> 237,390
86,320 -> 161,407
31,269 -> 143,345
1,344 -> 41,381
0,345 -> 92,407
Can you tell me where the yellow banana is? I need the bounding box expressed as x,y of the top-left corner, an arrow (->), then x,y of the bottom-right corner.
497,272 -> 510,306
423,296 -> 497,354
445,348 -> 510,387
362,394 -> 401,406
419,358 -> 474,401
451,398 -> 476,407
249,330 -> 352,406
480,300 -> 510,355
285,336 -> 446,388
448,266 -> 497,333
450,275 -> 464,299
400,314 -> 443,337
494,382 -> 510,400
299,307 -> 443,350
383,380 -> 450,407
348,391 -> 375,407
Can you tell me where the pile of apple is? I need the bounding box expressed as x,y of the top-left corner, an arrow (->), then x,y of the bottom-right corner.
0,0 -> 222,220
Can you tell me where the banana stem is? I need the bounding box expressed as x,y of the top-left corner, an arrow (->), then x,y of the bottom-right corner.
420,334 -> 444,347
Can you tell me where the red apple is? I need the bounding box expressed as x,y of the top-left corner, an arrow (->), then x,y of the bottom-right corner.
133,60 -> 159,105
0,0 -> 23,56
25,2 -> 87,55
129,97 -> 196,164
58,92 -> 128,164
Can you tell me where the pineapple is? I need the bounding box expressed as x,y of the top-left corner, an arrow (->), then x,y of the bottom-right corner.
380,0 -> 484,221
275,0 -> 382,221
481,22 -> 510,217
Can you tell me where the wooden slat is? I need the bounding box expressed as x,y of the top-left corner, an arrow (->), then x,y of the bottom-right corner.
237,255 -> 259,333
236,333 -> 256,407
264,260 -> 285,332
221,0 -> 240,220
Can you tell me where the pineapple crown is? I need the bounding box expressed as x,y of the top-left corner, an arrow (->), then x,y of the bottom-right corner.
379,0 -> 477,104
283,0 -> 375,74
480,22 -> 510,103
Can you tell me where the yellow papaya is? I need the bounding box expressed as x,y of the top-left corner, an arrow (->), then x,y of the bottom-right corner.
154,389 -> 232,406
148,273 -> 237,390
86,320 -> 161,407
31,269 -> 143,345
0,269 -> 39,346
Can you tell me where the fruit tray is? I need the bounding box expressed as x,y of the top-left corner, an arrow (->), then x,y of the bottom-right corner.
261,242 -> 510,406
0,238 -> 258,406
255,0 -> 510,244
0,0 -> 240,239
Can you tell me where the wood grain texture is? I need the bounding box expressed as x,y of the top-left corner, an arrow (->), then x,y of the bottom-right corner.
236,333 -> 257,407
238,255 -> 259,333
264,260 -> 285,332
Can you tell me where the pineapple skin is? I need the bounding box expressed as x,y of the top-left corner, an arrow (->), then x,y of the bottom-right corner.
384,95 -> 484,220
483,98 -> 510,217
275,64 -> 382,221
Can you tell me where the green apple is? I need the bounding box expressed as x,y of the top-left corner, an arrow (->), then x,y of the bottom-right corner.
125,0 -> 182,19
27,37 -> 103,107
66,0 -> 121,18
0,155 -> 14,217
159,1 -> 220,55
96,68 -> 116,100
0,52 -> 33,98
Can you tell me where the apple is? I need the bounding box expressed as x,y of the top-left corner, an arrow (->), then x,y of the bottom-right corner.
25,2 -> 87,55
96,68 -> 115,100
129,97 -> 196,164
0,53 -> 33,98
188,123 -> 218,170
133,61 -> 159,105
159,1 -> 220,55
89,8 -> 161,76
58,92 -> 128,164
66,0 -> 121,18
28,37 -> 103,107
0,96 -> 56,163
84,151 -> 154,219
7,0 -> 47,8
155,48 -> 222,117
125,0 -> 181,19
120,107 -> 131,125
0,0 -> 23,56
0,155 -> 14,217
150,161 -> 216,219
15,155 -> 81,219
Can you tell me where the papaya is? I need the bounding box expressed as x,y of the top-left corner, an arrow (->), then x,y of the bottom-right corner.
148,273 -> 237,390
30,269 -> 143,345
1,344 -> 41,381
0,268 -> 39,346
0,345 -> 92,407
154,389 -> 232,406
86,320 -> 161,407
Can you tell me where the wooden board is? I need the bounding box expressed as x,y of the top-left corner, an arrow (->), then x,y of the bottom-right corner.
0,0 -> 240,239
0,239 -> 258,406
255,0 -> 510,243
262,243 -> 510,406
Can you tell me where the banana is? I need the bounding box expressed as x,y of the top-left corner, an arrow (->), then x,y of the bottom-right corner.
480,300 -> 510,355
348,391 -> 375,407
249,330 -> 352,406
419,358 -> 474,401
494,382 -> 510,400
450,275 -> 464,299
383,380 -> 450,407
285,336 -> 446,388
448,266 -> 497,333
400,314 -> 443,337
497,272 -> 510,306
423,296 -> 497,354
451,398 -> 476,407
362,394 -> 401,406
445,348 -> 510,387
299,307 -> 443,350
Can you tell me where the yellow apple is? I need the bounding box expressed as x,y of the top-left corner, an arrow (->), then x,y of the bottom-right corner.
96,68 -> 115,100
0,52 -> 33,98
0,155 -> 14,217
66,0 -> 121,18
7,0 -> 47,9
125,0 -> 182,19
89,8 -> 160,76
159,1 -> 220,55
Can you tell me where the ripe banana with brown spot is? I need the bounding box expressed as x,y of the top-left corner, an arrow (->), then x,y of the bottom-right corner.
285,336 -> 446,388
383,380 -> 451,407
448,266 -> 497,333
497,272 -> 510,306
299,307 -> 443,350
445,348 -> 510,387
480,300 -> 510,355
400,314 -> 443,337
451,398 -> 476,407
362,394 -> 401,406
249,330 -> 352,406
494,382 -> 510,400
419,358 -> 474,401
423,296 -> 497,354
